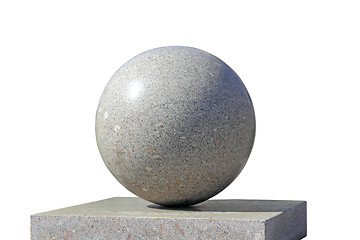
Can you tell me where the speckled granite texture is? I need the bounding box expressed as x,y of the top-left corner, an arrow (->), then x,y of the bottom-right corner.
31,197 -> 306,240
96,46 -> 256,206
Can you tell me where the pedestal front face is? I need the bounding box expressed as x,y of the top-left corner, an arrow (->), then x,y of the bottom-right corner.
31,197 -> 306,240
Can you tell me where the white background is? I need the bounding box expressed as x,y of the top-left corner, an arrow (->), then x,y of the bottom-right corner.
1,1 -> 359,239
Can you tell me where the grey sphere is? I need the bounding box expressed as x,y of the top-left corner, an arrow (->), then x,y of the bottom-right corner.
96,46 -> 255,206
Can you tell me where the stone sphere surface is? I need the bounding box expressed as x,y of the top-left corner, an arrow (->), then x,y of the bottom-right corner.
96,46 -> 255,206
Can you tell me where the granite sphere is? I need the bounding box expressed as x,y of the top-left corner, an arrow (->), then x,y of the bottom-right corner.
96,46 -> 255,206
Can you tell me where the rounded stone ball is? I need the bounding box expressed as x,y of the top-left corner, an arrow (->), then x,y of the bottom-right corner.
96,46 -> 255,206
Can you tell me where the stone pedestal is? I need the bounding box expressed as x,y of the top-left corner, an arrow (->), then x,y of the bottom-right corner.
31,197 -> 306,240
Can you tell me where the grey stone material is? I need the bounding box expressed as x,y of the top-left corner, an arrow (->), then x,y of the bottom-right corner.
96,46 -> 256,206
31,197 -> 307,240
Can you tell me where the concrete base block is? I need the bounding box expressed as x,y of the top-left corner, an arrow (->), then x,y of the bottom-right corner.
31,197 -> 306,240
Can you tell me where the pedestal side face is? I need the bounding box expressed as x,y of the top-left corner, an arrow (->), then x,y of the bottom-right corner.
265,201 -> 307,240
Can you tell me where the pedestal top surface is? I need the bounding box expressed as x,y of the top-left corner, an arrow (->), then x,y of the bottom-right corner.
34,197 -> 305,221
